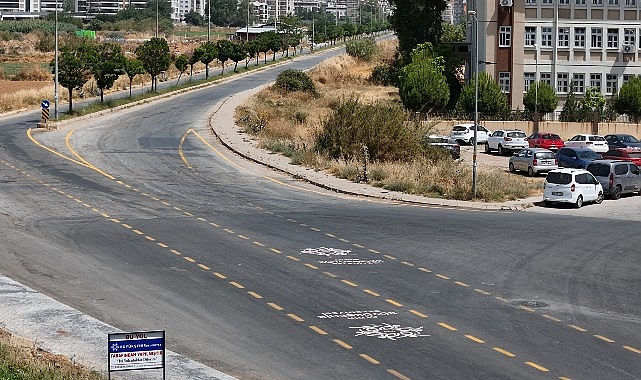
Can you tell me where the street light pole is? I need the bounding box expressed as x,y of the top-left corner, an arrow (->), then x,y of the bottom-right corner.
54,0 -> 59,120
155,0 -> 158,38
207,0 -> 210,41
246,1 -> 250,41
469,7 -> 479,199
534,44 -> 539,129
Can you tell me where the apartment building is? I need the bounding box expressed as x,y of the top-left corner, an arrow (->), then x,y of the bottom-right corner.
473,0 -> 641,115
442,0 -> 467,24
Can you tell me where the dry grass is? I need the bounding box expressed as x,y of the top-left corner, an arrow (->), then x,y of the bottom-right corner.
237,39 -> 542,202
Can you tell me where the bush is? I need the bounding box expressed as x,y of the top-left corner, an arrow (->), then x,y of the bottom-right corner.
370,64 -> 396,86
275,69 -> 318,96
345,38 -> 377,61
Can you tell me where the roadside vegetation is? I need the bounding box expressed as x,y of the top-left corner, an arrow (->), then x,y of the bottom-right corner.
236,40 -> 543,202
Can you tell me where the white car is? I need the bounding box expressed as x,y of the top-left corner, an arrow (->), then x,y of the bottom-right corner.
564,134 -> 609,153
543,168 -> 604,208
485,129 -> 528,155
449,123 -> 491,145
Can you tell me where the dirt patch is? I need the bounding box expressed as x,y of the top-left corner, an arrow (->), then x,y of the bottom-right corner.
0,81 -> 52,96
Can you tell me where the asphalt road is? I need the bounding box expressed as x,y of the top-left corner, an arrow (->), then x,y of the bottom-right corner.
1,47 -> 641,379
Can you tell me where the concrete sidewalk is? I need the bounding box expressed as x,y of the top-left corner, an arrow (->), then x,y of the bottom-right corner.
209,88 -> 540,212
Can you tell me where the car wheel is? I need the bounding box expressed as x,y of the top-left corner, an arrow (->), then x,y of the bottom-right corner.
509,162 -> 515,172
485,142 -> 491,153
468,137 -> 475,145
527,167 -> 535,177
595,191 -> 604,204
612,185 -> 622,200
575,195 -> 583,208
544,200 -> 553,207
498,145 -> 504,155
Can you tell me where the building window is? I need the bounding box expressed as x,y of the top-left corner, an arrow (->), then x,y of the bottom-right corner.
558,27 -> 570,47
590,73 -> 602,90
606,74 -> 618,93
541,72 -> 552,86
525,27 -> 536,46
607,29 -> 619,49
524,73 -> 535,92
623,74 -> 634,84
624,28 -> 636,45
526,0 -> 536,4
560,0 -> 570,3
542,0 -> 552,3
576,0 -> 586,4
542,27 -> 553,47
573,74 -> 585,93
609,0 -> 619,4
575,27 -> 586,47
591,28 -> 603,48
557,73 -> 569,93
626,0 -> 636,5
592,0 -> 603,4
500,26 -> 512,47
499,72 -> 511,93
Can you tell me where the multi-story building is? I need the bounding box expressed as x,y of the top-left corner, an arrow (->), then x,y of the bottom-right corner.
472,0 -> 641,116
443,0 -> 467,24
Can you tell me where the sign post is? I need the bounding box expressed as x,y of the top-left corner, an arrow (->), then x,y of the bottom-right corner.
40,100 -> 50,125
108,330 -> 165,379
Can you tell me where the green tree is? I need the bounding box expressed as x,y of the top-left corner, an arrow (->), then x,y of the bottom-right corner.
135,37 -> 171,92
174,53 -> 189,84
188,49 -> 200,80
88,43 -> 126,102
216,39 -> 233,75
398,51 -> 449,112
254,33 -> 272,64
261,31 -> 281,61
194,41 -> 217,79
457,72 -> 510,118
613,77 -> 641,123
559,86 -> 582,122
523,82 -> 558,120
244,40 -> 259,68
183,10 -> 204,26
580,86 -> 607,121
440,21 -> 466,43
210,0 -> 239,26
228,42 -> 246,72
123,56 -> 145,98
51,44 -> 93,114
388,0 -> 447,60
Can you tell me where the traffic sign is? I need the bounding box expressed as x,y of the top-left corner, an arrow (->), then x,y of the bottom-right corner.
41,100 -> 50,109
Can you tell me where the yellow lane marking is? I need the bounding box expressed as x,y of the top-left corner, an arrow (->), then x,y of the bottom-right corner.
248,291 -> 263,299
286,219 -> 296,222
170,249 -> 181,255
418,267 -> 431,273
543,314 -> 561,322
190,129 -> 247,172
325,233 -> 336,237
237,235 -> 249,240
311,228 -> 321,232
386,299 -> 403,307
213,272 -> 226,279
333,339 -> 352,349
253,241 -> 265,247
173,206 -> 182,211
287,313 -> 304,322
353,244 -> 364,248
223,228 -> 234,234
401,262 -> 415,267
304,263 -> 319,270
435,274 -> 450,280
493,347 -> 516,357
151,196 -> 159,201
184,257 -> 196,263
100,213 -> 110,218
309,326 -> 327,335
184,212 -> 193,217
454,281 -> 469,287
299,223 -> 308,227
121,223 -> 132,229
519,306 -> 535,312
364,289 -> 380,297
178,129 -> 193,169
91,208 -> 100,213
341,280 -> 358,287
594,335 -> 615,343
323,272 -> 337,278
409,310 -> 428,318
525,362 -> 549,372
387,369 -> 410,380
162,201 -> 171,206
230,282 -> 245,289
269,248 -> 281,254
83,204 -> 92,208
383,255 -> 396,260
132,230 -> 144,235
209,222 -> 219,227
157,243 -> 168,248
197,264 -> 210,270
145,236 -> 155,241
338,238 -> 349,243
568,324 -> 587,332
110,218 -> 121,223
286,255 -> 300,262
559,377 -> 572,380
465,335 -> 485,344
623,345 -> 641,354
495,297 -> 508,302
369,249 -> 380,254
438,322 -> 457,331
359,354 -> 380,365
267,303 -> 283,311
197,217 -> 206,221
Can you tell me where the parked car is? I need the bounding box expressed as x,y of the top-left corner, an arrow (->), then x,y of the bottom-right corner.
485,129 -> 528,155
526,132 -> 565,151
449,123 -> 491,145
586,160 -> 641,199
604,133 -> 641,149
509,148 -> 558,176
564,134 -> 609,153
556,147 -> 602,169
423,135 -> 461,159
543,168 -> 604,208
601,148 -> 641,166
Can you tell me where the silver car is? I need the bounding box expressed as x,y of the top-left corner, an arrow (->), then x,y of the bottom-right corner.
509,148 -> 558,176
586,160 -> 641,199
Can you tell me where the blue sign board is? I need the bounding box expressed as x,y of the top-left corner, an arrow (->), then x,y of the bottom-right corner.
108,330 -> 165,375
41,100 -> 50,109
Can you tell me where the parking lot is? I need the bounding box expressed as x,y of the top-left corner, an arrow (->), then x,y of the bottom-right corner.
459,144 -> 641,221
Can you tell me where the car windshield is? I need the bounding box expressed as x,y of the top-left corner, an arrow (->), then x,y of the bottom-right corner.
507,132 -> 526,138
452,126 -> 467,132
542,134 -> 561,140
589,136 -> 606,141
546,172 -> 572,185
623,135 -> 640,143
578,150 -> 600,159
628,152 -> 641,158
587,163 -> 610,177
535,152 -> 555,159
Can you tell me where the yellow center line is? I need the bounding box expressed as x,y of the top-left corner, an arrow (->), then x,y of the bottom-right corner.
121,223 -> 132,229
368,249 -> 380,254
190,129 -> 247,172
197,217 -> 207,222
364,289 -> 380,297
454,281 -> 469,287
623,345 -> 641,354
568,324 -> 587,332
352,244 -> 364,248
341,280 -> 358,287
287,313 -> 304,322
157,242 -> 168,248
386,299 -> 403,307
594,335 -> 615,343
438,322 -> 457,331
145,236 -> 155,241
110,218 -> 121,223
269,248 -> 282,254
465,335 -> 485,344
162,201 -> 171,206
333,339 -> 352,349
197,264 -> 210,270
401,261 -> 415,267
183,257 -> 196,263
173,206 -> 182,211
100,213 -> 110,218
267,302 -> 283,311
387,369 -> 411,380
418,267 -> 431,273
286,255 -> 301,261
229,282 -> 245,289
184,212 -> 193,217
309,326 -> 327,335
524,361 -> 549,372
248,291 -> 263,299
435,274 -> 450,280
493,347 -> 516,357
542,314 -> 561,322
151,196 -> 159,201
409,310 -> 428,318
213,272 -> 226,279
383,255 -> 397,260
359,354 -> 380,365
323,272 -> 338,278
170,249 -> 181,255
304,263 -> 319,270
132,230 -> 144,235
253,241 -> 265,247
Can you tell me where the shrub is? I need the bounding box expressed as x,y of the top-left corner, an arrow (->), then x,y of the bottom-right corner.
275,69 -> 318,96
345,39 -> 377,61
370,64 -> 396,86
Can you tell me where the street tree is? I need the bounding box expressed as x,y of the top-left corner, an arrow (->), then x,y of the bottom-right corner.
183,10 -> 204,26
123,56 -> 145,97
51,43 -> 93,114
523,82 -> 558,120
244,40 -> 259,68
188,49 -> 200,80
216,39 -> 234,75
388,0 -> 447,60
228,42 -> 246,72
194,41 -> 217,79
613,77 -> 641,122
135,37 -> 171,92
457,72 -> 510,119
174,53 -> 189,84
397,44 -> 449,113
88,43 -> 126,102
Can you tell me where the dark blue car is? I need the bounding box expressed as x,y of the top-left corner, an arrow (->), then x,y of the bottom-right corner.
556,147 -> 602,169
604,134 -> 641,149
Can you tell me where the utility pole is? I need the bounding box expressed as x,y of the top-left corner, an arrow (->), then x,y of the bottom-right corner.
54,0 -> 59,120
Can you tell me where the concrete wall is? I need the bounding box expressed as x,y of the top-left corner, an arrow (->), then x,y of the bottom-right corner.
433,120 -> 641,141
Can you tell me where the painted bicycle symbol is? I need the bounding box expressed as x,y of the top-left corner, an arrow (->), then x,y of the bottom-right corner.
300,247 -> 352,257
349,323 -> 429,340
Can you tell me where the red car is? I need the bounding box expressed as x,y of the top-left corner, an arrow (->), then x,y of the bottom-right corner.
527,132 -> 565,151
601,148 -> 641,166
